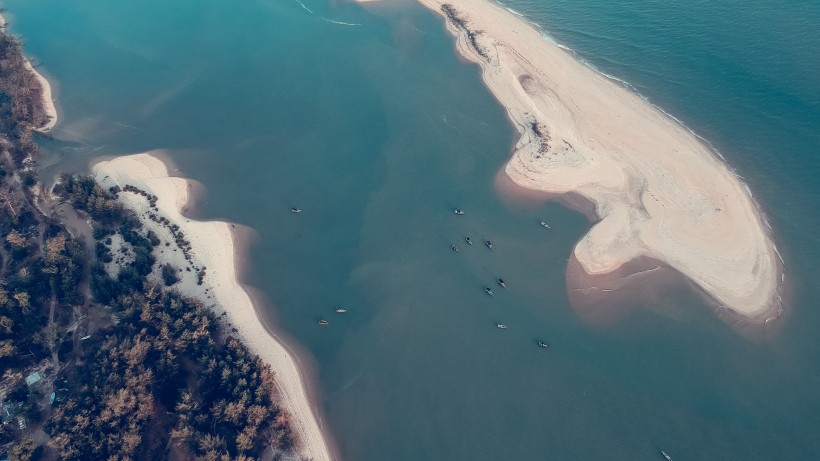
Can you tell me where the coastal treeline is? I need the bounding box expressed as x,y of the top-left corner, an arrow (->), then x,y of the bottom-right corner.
49,178 -> 294,459
0,30 -> 49,167
0,24 -> 297,461
0,24 -> 81,459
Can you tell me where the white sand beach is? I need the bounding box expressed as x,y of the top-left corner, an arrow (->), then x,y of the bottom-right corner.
25,58 -> 57,133
0,12 -> 57,133
366,0 -> 784,322
93,152 -> 333,461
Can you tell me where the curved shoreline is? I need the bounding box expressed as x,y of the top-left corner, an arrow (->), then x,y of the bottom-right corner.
368,0 -> 785,324
25,58 -> 57,133
93,152 -> 334,461
0,13 -> 58,133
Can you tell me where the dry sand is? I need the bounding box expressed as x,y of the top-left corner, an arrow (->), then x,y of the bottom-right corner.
25,59 -> 57,133
365,0 -> 785,322
0,13 -> 58,133
93,152 -> 333,461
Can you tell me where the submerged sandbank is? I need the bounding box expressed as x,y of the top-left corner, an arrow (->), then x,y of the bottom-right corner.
93,152 -> 334,461
368,0 -> 785,324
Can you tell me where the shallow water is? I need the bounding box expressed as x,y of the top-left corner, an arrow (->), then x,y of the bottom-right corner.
5,0 -> 820,458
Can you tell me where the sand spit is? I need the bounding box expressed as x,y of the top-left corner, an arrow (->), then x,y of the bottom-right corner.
93,152 -> 333,461
366,0 -> 785,323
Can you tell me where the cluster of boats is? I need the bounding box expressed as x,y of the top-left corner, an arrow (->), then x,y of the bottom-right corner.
484,278 -> 506,296
318,208 -> 555,351
451,208 -> 554,349
318,307 -> 348,326
451,238 -> 492,253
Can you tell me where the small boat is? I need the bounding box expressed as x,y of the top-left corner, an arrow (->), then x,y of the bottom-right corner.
465,237 -> 473,245
660,450 -> 672,461
451,244 -> 460,252
485,287 -> 494,296
291,207 -> 302,213
485,240 -> 493,249
540,220 -> 550,229
497,278 -> 507,288
537,340 -> 550,349
496,323 -> 507,329
318,319 -> 329,326
453,209 -> 465,215
335,308 -> 347,314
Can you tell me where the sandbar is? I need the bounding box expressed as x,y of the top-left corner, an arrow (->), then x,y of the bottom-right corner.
365,0 -> 785,323
93,152 -> 334,461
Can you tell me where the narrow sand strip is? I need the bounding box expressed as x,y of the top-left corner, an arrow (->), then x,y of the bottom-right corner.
25,58 -> 57,133
93,152 -> 333,461
0,13 -> 58,133
367,0 -> 784,321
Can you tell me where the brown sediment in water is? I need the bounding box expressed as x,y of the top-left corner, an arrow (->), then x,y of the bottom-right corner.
566,253 -> 689,327
497,161 -> 788,339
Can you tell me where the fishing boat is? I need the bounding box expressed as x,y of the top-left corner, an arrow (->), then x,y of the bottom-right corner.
451,244 -> 460,252
497,278 -> 507,288
660,450 -> 672,461
540,220 -> 550,229
496,323 -> 507,329
485,240 -> 493,249
318,319 -> 329,326
465,237 -> 473,245
291,207 -> 302,213
335,308 -> 347,314
453,209 -> 465,215
537,340 -> 550,349
485,287 -> 494,296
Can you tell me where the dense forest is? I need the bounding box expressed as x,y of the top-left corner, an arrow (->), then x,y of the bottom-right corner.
0,22 -> 297,461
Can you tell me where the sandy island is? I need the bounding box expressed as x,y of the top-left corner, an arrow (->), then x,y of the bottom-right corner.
363,0 -> 785,325
93,152 -> 334,461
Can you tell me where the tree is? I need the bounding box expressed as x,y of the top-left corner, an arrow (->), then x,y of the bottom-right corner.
161,263 -> 179,286
0,339 -> 16,358
6,437 -> 38,461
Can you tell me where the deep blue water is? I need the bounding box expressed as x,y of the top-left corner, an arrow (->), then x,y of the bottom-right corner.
4,0 -> 820,459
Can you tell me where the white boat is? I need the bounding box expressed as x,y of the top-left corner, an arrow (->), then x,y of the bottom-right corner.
660,450 -> 672,461
496,323 -> 507,329
540,220 -> 550,228
291,207 -> 302,213
335,308 -> 347,313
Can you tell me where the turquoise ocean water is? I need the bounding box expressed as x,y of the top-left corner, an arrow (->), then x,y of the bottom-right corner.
4,0 -> 820,458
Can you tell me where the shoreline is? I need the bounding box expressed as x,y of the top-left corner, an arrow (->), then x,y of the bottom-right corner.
92,152 -> 335,461
0,12 -> 58,133
25,58 -> 57,133
366,0 -> 785,324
